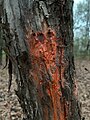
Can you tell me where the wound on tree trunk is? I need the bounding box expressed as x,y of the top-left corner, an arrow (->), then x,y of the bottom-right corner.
27,29 -> 65,119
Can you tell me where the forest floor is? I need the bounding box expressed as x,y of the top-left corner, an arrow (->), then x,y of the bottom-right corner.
75,59 -> 90,120
0,59 -> 90,120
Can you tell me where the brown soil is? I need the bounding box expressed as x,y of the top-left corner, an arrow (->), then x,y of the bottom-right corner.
0,66 -> 23,120
0,59 -> 90,120
75,59 -> 90,120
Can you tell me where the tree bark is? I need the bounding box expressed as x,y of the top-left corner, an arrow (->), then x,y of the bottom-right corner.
1,0 -> 81,120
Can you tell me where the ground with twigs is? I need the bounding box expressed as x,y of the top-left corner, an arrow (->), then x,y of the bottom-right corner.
75,59 -> 90,120
0,59 -> 90,120
0,66 -> 23,120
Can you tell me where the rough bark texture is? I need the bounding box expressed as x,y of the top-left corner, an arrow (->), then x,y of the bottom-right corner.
1,0 -> 81,120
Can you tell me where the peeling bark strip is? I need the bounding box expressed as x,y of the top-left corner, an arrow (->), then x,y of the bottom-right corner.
1,0 -> 81,120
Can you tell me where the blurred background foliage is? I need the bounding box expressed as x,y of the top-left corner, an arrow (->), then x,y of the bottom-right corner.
74,0 -> 90,59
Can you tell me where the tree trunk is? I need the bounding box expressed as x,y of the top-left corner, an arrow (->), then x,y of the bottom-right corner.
86,0 -> 90,50
1,0 -> 81,120
0,47 -> 2,65
0,3 -> 3,66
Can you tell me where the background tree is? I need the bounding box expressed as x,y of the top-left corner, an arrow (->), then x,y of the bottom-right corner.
0,2 -> 3,65
74,0 -> 90,58
0,26 -> 3,66
1,0 -> 81,120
